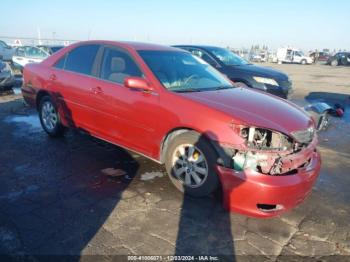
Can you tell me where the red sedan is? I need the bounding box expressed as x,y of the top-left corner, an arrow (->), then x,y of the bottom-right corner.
22,41 -> 321,218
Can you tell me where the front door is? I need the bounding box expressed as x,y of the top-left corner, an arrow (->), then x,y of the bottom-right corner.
292,51 -> 302,63
90,45 -> 160,156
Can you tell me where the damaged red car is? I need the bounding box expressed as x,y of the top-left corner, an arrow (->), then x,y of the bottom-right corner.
22,41 -> 321,218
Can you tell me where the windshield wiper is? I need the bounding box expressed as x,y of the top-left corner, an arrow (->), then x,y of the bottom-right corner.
212,86 -> 233,90
173,88 -> 202,93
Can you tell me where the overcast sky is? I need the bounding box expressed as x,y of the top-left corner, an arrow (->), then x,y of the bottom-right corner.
1,0 -> 349,51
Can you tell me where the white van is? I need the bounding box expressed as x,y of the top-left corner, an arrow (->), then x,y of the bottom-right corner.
276,48 -> 313,65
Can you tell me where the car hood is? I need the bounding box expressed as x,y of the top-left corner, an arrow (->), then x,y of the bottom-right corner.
181,88 -> 312,135
226,64 -> 288,80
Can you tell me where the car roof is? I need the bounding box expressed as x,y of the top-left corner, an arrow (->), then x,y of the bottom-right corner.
72,40 -> 181,51
173,45 -> 223,50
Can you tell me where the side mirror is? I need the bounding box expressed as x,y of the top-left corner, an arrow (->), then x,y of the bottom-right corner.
124,77 -> 153,92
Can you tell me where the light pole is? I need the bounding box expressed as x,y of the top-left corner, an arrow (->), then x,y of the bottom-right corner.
52,32 -> 56,44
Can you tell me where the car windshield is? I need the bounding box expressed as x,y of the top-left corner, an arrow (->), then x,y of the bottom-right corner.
138,50 -> 233,92
206,47 -> 250,66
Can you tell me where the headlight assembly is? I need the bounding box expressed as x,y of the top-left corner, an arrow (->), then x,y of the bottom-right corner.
253,76 -> 279,86
237,126 -> 294,151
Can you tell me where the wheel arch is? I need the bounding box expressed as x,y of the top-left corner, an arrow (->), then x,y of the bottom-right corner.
36,90 -> 51,110
159,127 -> 233,167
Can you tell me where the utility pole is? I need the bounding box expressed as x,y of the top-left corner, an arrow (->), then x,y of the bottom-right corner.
37,28 -> 42,45
52,32 -> 56,44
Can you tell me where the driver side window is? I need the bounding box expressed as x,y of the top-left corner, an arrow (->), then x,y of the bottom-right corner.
99,47 -> 143,84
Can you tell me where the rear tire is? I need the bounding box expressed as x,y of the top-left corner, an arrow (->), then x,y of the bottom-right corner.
39,95 -> 65,137
165,131 -> 220,197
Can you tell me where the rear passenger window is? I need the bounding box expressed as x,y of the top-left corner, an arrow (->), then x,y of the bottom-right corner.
100,47 -> 143,84
64,45 -> 100,75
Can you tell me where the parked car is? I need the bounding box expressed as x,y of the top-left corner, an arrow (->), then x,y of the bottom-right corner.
22,41 -> 320,218
12,46 -> 49,70
309,51 -> 330,63
0,59 -> 15,90
326,52 -> 350,66
175,45 -> 292,99
37,45 -> 64,55
0,40 -> 15,61
250,54 -> 263,62
276,48 -> 313,65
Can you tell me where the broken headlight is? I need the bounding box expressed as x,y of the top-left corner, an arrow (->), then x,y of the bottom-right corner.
238,126 -> 294,151
232,126 -> 312,174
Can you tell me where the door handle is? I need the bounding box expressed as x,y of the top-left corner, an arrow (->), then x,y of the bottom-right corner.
49,74 -> 57,81
91,86 -> 103,94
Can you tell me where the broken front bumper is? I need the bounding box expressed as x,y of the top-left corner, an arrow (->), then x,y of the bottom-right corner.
216,150 -> 321,218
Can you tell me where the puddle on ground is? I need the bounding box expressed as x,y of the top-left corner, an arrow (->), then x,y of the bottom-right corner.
140,171 -> 164,181
4,115 -> 41,129
12,87 -> 21,95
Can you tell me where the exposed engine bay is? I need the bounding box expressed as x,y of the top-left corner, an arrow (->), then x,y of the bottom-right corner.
232,127 -> 316,175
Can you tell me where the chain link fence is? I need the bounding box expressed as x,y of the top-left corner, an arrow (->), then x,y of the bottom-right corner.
0,36 -> 80,47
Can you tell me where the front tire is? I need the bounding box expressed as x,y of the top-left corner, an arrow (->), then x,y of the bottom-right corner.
39,96 -> 65,137
301,59 -> 307,65
165,131 -> 220,197
331,59 -> 338,66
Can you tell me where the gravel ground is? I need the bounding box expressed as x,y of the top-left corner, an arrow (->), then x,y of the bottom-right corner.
0,63 -> 349,261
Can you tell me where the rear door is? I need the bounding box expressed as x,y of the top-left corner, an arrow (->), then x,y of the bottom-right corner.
49,44 -> 102,132
292,51 -> 302,63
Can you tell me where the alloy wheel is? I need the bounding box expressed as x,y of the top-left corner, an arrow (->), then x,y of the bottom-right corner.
171,144 -> 209,188
41,101 -> 58,131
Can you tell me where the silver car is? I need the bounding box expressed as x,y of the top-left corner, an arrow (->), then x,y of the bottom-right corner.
0,40 -> 15,61
0,60 -> 15,90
